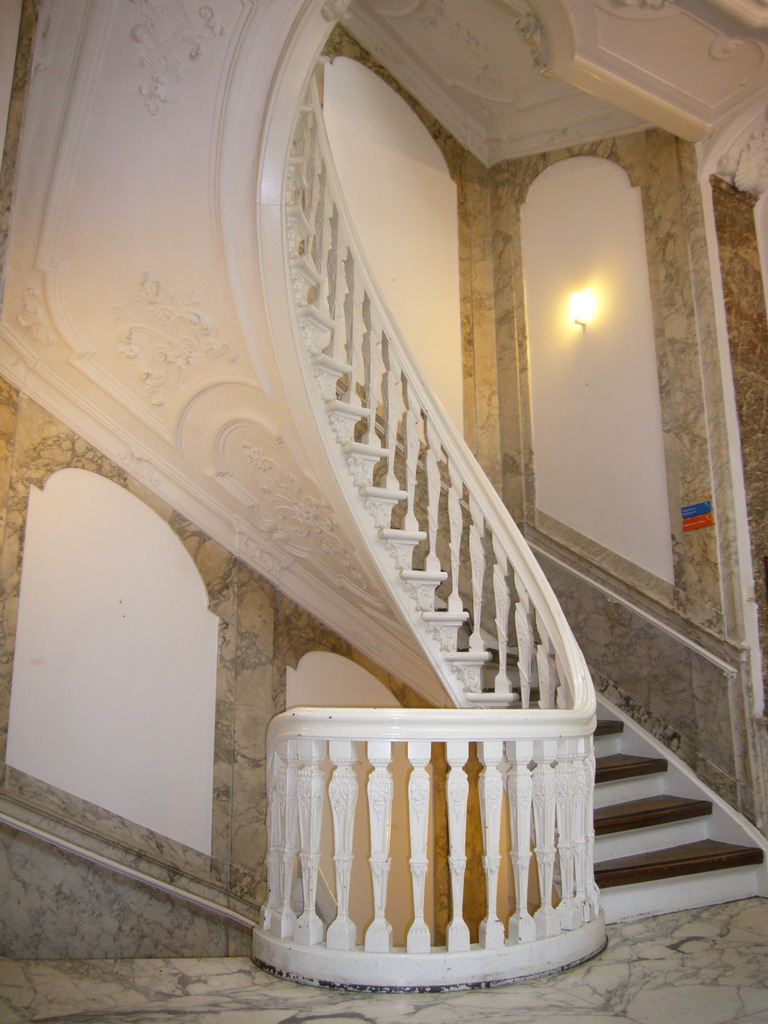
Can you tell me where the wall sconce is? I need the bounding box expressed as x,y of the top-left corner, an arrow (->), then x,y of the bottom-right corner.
569,290 -> 596,328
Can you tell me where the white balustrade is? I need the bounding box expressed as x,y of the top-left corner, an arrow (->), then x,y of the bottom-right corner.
256,66 -> 605,989
254,708 -> 605,989
285,73 -> 594,713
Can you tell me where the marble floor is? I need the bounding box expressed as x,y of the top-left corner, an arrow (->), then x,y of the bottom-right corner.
1,898 -> 767,1024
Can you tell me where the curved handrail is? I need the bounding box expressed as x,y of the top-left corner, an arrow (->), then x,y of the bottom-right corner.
284,69 -> 594,715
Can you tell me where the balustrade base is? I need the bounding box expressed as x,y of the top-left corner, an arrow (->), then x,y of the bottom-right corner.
251,913 -> 605,991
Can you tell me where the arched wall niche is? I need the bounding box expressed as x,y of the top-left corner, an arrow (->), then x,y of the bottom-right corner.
6,467 -> 220,854
322,55 -> 464,431
491,128 -> 740,635
520,155 -> 673,585
319,25 -> 503,490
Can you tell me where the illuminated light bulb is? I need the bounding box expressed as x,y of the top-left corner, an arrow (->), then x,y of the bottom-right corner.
569,290 -> 597,327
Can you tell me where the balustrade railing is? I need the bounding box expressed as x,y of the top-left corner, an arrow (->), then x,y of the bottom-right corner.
252,66 -> 605,987
254,708 -> 604,989
285,70 -> 593,712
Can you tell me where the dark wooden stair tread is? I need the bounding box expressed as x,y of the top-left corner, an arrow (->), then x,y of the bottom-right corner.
595,753 -> 668,783
595,795 -> 712,835
596,840 -> 764,888
595,719 -> 624,737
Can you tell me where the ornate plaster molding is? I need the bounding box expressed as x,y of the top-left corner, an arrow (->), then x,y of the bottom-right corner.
117,272 -> 237,409
130,0 -> 231,114
17,287 -> 58,347
607,0 -> 674,10
717,119 -> 768,195
508,2 -> 549,71
241,442 -> 370,591
322,0 -> 353,22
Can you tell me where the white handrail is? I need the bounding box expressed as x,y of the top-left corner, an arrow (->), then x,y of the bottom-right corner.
285,70 -> 595,714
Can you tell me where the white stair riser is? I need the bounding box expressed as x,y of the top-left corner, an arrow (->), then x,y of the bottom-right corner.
593,734 -> 622,757
594,816 -> 710,861
593,772 -> 665,808
600,864 -> 764,924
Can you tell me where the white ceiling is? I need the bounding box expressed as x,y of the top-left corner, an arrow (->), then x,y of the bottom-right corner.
346,0 -> 768,164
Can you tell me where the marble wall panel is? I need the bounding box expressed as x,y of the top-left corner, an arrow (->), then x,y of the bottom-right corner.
0,381 -> 426,958
491,130 -> 733,636
0,830 -> 238,959
0,0 -> 38,303
540,554 -> 757,815
711,176 -> 768,706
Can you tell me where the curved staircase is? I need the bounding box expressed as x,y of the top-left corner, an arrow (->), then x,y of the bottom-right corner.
250,64 -> 766,989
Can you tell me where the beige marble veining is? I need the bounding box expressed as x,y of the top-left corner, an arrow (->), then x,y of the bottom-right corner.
711,176 -> 768,707
0,0 -> 38,306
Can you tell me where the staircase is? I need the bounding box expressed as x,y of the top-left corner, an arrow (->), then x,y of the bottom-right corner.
250,63 -> 767,989
593,705 -> 766,923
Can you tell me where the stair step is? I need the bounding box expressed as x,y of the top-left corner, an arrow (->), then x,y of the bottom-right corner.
594,795 -> 712,835
595,753 -> 668,784
594,719 -> 624,737
595,839 -> 764,889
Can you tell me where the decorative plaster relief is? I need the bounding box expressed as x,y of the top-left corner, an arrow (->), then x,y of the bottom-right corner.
717,120 -> 768,194
241,442 -> 369,591
130,0 -> 232,114
17,288 -> 58,347
116,273 -> 236,408
507,2 -> 549,71
119,448 -> 162,488
366,0 -> 426,15
608,0 -> 675,11
322,0 -> 353,22
237,531 -> 290,584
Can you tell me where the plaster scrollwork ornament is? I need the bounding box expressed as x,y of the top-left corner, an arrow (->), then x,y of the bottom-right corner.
116,272 -> 236,408
608,0 -> 674,8
237,532 -> 290,584
17,287 -> 58,346
508,2 -> 549,71
717,121 -> 768,195
130,0 -> 231,114
119,448 -> 162,488
240,442 -> 370,590
321,0 -> 353,22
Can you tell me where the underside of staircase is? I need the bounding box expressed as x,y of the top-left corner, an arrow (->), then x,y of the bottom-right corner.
592,707 -> 766,923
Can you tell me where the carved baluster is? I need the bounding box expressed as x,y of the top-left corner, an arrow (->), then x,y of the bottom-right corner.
295,738 -> 326,946
554,737 -> 580,930
583,736 -> 600,921
403,389 -> 422,533
532,739 -> 560,938
273,739 -> 299,938
326,739 -> 359,951
514,571 -> 535,708
364,305 -> 384,447
384,343 -> 402,490
468,496 -> 485,653
344,254 -> 364,409
325,208 -> 347,365
365,740 -> 394,952
447,462 -> 464,614
506,738 -> 535,943
406,741 -> 432,953
478,740 -> 505,949
261,748 -> 282,931
446,739 -> 470,952
536,626 -> 558,709
491,534 -> 511,694
424,417 -> 442,574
